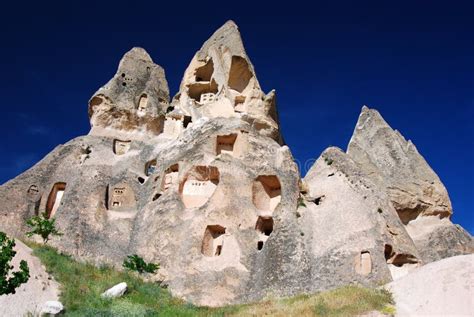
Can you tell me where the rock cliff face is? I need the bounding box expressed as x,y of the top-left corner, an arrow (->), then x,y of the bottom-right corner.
0,21 -> 471,306
346,106 -> 473,263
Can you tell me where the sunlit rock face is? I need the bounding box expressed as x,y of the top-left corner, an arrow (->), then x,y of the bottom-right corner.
0,21 -> 471,307
346,106 -> 473,262
88,47 -> 170,140
170,21 -> 282,143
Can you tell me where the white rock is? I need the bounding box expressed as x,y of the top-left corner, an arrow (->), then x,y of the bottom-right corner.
40,301 -> 64,315
386,254 -> 474,316
101,282 -> 127,299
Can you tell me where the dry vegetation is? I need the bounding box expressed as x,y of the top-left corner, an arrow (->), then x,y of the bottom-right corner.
31,244 -> 394,316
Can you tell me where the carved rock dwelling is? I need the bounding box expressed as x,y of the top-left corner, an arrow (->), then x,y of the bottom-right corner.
0,21 -> 472,306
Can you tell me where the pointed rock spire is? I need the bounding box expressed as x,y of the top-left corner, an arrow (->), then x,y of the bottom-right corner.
88,47 -> 169,139
347,106 -> 452,223
170,21 -> 282,143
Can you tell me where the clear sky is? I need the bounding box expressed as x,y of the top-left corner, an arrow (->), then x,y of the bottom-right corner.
0,1 -> 472,233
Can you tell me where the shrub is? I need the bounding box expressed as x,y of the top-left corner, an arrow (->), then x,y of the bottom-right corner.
123,255 -> 159,274
26,213 -> 62,243
297,195 -> 306,208
0,231 -> 30,295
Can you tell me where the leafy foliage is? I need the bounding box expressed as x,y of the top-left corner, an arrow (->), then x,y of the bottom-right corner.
123,254 -> 159,274
0,232 -> 30,295
26,213 -> 62,243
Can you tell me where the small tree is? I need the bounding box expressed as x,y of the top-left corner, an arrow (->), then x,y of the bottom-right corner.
0,232 -> 30,295
26,213 -> 62,243
123,255 -> 159,274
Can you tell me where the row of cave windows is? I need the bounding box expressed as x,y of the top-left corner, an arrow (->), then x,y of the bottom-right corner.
187,56 -> 252,109
113,133 -> 239,158
34,172 -> 281,218
91,54 -> 252,116
193,56 -> 252,92
29,183 -> 419,270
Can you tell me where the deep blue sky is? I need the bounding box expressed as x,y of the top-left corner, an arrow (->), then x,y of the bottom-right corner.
0,1 -> 472,233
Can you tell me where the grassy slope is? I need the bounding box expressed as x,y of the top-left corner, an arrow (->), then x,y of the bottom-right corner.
32,245 -> 394,316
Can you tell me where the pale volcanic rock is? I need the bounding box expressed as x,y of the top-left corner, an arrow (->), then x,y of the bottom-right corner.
386,254 -> 474,316
303,147 -> 422,284
171,20 -> 282,143
347,106 -> 473,263
0,21 -> 471,307
88,47 -> 170,140
0,240 -> 61,316
101,282 -> 128,299
347,106 -> 451,223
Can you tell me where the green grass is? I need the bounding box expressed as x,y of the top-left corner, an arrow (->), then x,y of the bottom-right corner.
31,244 -> 394,316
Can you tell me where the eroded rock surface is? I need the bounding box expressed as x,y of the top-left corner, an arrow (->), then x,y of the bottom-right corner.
346,106 -> 473,263
88,47 -> 169,139
386,254 -> 474,316
0,240 -> 60,316
0,21 -> 471,306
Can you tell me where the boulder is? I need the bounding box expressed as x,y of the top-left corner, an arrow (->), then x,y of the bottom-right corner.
40,301 -> 64,315
101,282 -> 128,299
386,254 -> 474,316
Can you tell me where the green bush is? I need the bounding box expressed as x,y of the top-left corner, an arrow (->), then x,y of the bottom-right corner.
297,196 -> 307,208
123,255 -> 159,274
26,213 -> 62,243
0,231 -> 30,295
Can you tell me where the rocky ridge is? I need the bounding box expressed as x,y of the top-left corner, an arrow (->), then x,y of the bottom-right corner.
0,20 -> 472,306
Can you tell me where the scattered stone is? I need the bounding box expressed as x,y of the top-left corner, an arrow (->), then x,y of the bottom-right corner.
101,282 -> 128,299
40,300 -> 64,315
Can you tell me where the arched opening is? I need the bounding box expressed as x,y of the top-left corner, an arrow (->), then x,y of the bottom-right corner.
161,164 -> 179,192
145,159 -> 157,176
216,134 -> 237,155
201,225 -> 225,257
183,116 -> 192,128
234,95 -> 246,112
228,56 -> 252,93
255,216 -> 273,250
255,217 -> 273,236
355,251 -> 372,276
195,59 -> 214,82
252,175 -> 281,214
138,94 -> 148,112
188,79 -> 218,104
108,183 -> 136,211
180,166 -> 219,208
384,244 -> 393,261
45,182 -> 66,219
89,95 -> 104,107
384,243 -> 420,279
27,185 -> 39,196
113,140 -> 131,155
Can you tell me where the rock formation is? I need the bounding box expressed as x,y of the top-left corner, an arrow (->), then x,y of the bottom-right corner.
0,21 -> 472,306
346,106 -> 473,263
